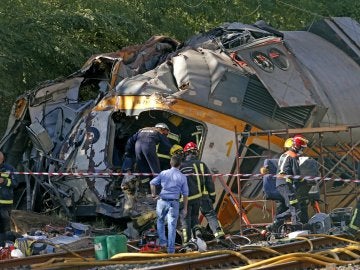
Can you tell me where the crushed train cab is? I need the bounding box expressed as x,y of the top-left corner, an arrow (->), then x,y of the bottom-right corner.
1,17 -> 360,233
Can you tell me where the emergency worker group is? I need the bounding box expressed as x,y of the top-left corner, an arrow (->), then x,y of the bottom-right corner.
120,122 -> 351,253
261,134 -> 313,232
121,121 -> 225,253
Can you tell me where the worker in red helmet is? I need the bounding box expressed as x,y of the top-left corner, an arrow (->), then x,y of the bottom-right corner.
271,135 -> 309,228
180,142 -> 225,244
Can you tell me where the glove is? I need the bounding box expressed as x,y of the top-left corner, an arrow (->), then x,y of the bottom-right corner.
209,195 -> 216,204
260,166 -> 269,174
288,193 -> 298,206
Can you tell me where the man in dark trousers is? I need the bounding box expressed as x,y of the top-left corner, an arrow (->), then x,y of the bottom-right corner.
180,142 -> 225,243
0,151 -> 17,247
275,134 -> 309,225
124,123 -> 172,193
150,155 -> 188,254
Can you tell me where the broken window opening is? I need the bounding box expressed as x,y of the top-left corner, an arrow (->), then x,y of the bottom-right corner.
108,110 -> 206,171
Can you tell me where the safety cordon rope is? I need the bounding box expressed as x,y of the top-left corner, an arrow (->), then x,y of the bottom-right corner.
7,171 -> 360,183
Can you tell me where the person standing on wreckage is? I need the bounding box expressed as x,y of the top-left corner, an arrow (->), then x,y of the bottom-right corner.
150,155 -> 188,254
268,135 -> 309,231
179,142 -> 225,244
122,123 -> 173,196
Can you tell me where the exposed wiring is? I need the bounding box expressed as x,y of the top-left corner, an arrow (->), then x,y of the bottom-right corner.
227,234 -> 252,246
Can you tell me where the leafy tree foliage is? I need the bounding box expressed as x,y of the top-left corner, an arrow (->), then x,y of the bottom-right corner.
0,0 -> 358,134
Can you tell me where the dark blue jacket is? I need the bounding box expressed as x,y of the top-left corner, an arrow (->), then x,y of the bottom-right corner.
275,150 -> 300,187
180,154 -> 215,202
0,163 -> 17,204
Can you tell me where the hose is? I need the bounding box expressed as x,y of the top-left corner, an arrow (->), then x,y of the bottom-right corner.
31,234 -> 360,269
292,236 -> 314,252
302,233 -> 359,244
316,250 -> 340,260
32,249 -> 252,269
262,256 -> 332,268
234,252 -> 360,270
237,245 -> 280,256
329,245 -> 360,259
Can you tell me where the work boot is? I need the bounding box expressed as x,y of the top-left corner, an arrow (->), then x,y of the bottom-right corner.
214,228 -> 225,239
192,225 -> 204,240
266,219 -> 285,233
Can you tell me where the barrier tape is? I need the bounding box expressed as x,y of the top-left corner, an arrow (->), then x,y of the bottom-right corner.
7,171 -> 360,183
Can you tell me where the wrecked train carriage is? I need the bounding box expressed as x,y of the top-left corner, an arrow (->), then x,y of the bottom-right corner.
1,18 -> 360,231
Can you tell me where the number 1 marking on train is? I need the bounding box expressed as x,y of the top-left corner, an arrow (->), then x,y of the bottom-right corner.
226,140 -> 233,157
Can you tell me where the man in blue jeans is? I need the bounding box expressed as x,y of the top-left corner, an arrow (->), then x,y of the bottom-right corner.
150,155 -> 188,253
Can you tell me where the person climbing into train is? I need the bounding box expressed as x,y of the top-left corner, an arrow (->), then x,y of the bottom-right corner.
180,142 -> 225,244
124,123 -> 173,193
274,134 -> 310,227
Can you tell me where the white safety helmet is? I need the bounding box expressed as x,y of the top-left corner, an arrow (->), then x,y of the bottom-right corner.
155,123 -> 169,130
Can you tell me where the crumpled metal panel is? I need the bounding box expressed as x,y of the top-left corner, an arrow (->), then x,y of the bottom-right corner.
308,17 -> 360,65
171,48 -> 251,110
172,49 -> 212,104
74,110 -> 111,172
329,17 -> 360,48
236,39 -> 317,108
115,61 -> 179,95
284,30 -> 360,126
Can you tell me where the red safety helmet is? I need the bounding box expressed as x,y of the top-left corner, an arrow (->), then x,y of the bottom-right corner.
293,134 -> 308,149
184,142 -> 198,153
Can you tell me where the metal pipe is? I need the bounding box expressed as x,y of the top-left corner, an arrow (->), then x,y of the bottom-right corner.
234,125 -> 243,235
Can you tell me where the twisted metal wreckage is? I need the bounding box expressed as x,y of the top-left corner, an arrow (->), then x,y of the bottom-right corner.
1,17 -> 360,234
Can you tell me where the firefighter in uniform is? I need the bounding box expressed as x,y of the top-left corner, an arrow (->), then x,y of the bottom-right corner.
260,139 -> 294,219
170,144 -> 184,160
275,134 -> 309,226
0,151 -> 17,247
180,142 -> 225,243
124,123 -> 172,193
180,142 -> 205,243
